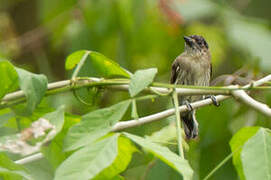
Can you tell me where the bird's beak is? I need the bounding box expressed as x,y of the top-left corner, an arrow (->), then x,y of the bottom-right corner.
184,36 -> 193,47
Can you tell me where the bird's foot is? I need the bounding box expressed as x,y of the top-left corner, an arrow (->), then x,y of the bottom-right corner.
184,100 -> 193,111
205,95 -> 220,107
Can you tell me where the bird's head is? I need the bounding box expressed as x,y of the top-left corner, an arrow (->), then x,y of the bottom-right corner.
184,35 -> 209,56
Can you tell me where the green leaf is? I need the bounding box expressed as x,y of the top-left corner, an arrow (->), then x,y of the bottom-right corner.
93,136 -> 137,179
15,68 -> 48,115
0,60 -> 18,100
65,50 -> 88,70
241,128 -> 271,180
55,134 -> 120,180
129,68 -> 157,97
229,126 -> 260,180
109,175 -> 125,180
88,51 -> 131,78
24,158 -> 54,180
64,100 -> 131,151
124,133 -> 193,180
0,108 -> 15,128
42,135 -> 68,170
146,123 -> 178,145
0,153 -> 33,180
65,50 -> 131,78
42,112 -> 75,170
43,106 -> 65,135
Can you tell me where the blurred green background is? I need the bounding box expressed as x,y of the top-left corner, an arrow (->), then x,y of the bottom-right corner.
1,0 -> 271,179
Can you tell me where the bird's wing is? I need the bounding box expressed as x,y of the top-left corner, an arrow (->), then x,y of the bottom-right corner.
170,57 -> 181,84
210,63 -> 212,79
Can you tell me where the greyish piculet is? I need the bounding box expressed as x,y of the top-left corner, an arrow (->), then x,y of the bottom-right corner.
170,35 -> 218,139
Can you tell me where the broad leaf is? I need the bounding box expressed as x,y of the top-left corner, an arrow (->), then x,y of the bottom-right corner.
55,134 -> 119,180
124,133 -> 193,180
0,153 -> 33,180
15,68 -> 48,115
0,60 -> 18,100
24,159 -> 54,180
43,106 -> 65,135
64,100 -> 131,151
65,50 -> 89,70
0,108 -> 15,128
229,126 -> 260,180
65,50 -> 131,78
42,112 -> 76,170
129,68 -> 157,97
109,175 -> 125,180
42,135 -> 67,171
241,128 -> 271,180
145,123 -> 191,149
93,136 -> 137,179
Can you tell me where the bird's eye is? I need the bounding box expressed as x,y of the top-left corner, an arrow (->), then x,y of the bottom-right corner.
197,40 -> 203,46
203,41 -> 208,48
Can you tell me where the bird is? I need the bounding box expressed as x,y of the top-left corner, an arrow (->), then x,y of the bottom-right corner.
170,35 -> 218,139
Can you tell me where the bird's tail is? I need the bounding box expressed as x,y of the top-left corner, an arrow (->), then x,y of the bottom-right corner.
181,110 -> 198,139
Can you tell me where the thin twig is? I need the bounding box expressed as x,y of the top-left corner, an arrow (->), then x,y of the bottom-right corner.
15,153 -> 43,164
231,90 -> 271,117
11,74 -> 271,164
111,95 -> 229,132
2,75 -> 271,109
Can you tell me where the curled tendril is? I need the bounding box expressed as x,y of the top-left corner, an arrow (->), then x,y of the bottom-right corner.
71,78 -> 97,106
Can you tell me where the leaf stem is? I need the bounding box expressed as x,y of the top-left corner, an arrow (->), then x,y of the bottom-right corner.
203,145 -> 242,180
135,95 -> 159,101
172,89 -> 184,158
131,99 -> 139,120
71,51 -> 90,79
203,152 -> 233,180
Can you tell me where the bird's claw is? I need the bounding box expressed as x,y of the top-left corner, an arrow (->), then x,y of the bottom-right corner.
206,95 -> 220,107
184,100 -> 193,111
